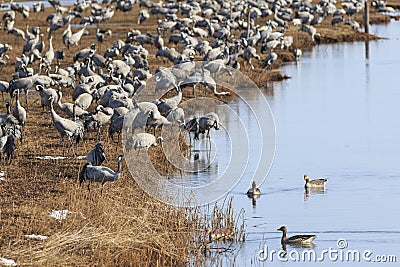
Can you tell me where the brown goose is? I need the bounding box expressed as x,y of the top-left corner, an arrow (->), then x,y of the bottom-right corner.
277,226 -> 316,246
246,181 -> 261,197
304,174 -> 327,188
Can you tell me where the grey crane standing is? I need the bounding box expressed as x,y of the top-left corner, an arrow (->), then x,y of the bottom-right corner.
62,23 -> 72,48
49,96 -> 84,156
12,89 -> 26,142
56,91 -> 88,118
198,112 -> 220,139
42,35 -> 54,66
0,81 -> 9,101
180,116 -> 199,145
0,125 -> 16,164
156,86 -> 182,115
74,91 -> 97,110
22,29 -> 39,54
36,84 -> 58,111
263,52 -> 278,69
65,23 -> 88,48
166,107 -> 184,124
146,111 -> 171,136
138,9 -> 150,24
86,142 -> 106,166
79,155 -> 123,194
125,133 -> 163,153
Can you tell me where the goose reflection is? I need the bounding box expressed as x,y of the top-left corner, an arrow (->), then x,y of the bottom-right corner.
248,193 -> 260,207
279,241 -> 315,260
304,187 -> 327,201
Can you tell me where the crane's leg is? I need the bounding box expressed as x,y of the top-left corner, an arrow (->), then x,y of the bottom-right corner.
7,153 -> 12,165
25,90 -> 29,112
249,58 -> 255,70
20,127 -> 23,144
96,125 -> 102,142
68,136 -> 76,157
61,136 -> 65,157
115,132 -> 121,152
226,67 -> 233,77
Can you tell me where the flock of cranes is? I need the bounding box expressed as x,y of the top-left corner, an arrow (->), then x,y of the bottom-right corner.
0,0 -> 391,192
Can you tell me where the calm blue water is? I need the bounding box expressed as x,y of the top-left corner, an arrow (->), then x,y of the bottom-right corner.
171,21 -> 400,265
231,21 -> 400,266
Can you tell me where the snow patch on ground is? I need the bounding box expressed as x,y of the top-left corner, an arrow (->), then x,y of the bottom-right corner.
49,209 -> 70,220
36,156 -> 86,160
49,210 -> 86,220
0,257 -> 17,266
25,234 -> 48,240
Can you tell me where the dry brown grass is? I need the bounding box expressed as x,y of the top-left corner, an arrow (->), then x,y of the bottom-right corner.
0,1 -> 393,266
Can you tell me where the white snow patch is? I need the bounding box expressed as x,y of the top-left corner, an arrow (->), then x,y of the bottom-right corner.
36,156 -> 86,160
49,210 -> 70,220
0,257 -> 17,266
25,234 -> 48,240
49,210 -> 86,220
0,171 -> 5,181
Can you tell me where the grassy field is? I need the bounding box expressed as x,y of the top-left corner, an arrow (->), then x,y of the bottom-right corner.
0,1 -> 393,266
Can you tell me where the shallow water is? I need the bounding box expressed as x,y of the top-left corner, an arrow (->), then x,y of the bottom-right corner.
170,21 -> 400,265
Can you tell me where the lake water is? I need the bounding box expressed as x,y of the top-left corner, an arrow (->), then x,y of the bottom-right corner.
170,21 -> 400,265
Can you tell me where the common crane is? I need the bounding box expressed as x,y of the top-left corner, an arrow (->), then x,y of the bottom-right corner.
146,111 -> 171,136
12,89 -> 26,141
56,91 -> 88,118
198,112 -> 220,139
74,91 -> 97,110
79,155 -> 123,194
62,23 -> 72,48
180,116 -> 199,144
0,125 -> 16,164
138,9 -> 150,24
87,142 -> 106,166
166,107 -> 184,124
293,48 -> 302,61
65,23 -> 88,48
263,52 -> 278,69
125,133 -> 163,152
36,84 -> 58,111
42,35 -> 54,66
156,87 -> 182,116
49,96 -> 84,156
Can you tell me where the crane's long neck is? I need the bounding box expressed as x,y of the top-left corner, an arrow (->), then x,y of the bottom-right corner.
176,90 -> 182,102
117,159 -> 122,174
72,104 -> 77,121
50,100 -> 60,122
15,90 -> 20,104
56,92 -> 63,108
49,37 -> 53,50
